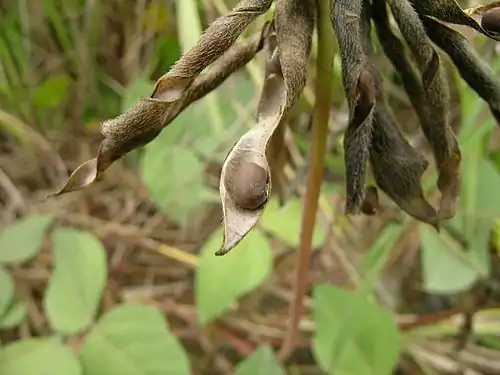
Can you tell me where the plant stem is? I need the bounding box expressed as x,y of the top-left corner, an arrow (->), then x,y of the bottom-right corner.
278,0 -> 335,361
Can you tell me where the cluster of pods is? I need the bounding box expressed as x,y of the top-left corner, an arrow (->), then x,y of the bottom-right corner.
51,0 -> 500,255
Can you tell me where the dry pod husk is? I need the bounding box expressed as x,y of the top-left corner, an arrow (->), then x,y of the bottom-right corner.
422,17 -> 500,123
365,0 -> 438,227
389,0 -> 460,221
331,0 -> 376,215
218,0 -> 314,254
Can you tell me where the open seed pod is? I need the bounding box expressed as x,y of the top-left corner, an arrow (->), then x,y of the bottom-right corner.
218,0 -> 314,255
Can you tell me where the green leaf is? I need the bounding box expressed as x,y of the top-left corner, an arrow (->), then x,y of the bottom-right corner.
122,76 -> 155,112
0,214 -> 54,264
44,228 -> 107,334
260,198 -> 326,248
156,99 -> 225,160
420,224 -> 483,294
195,230 -> 273,324
424,126 -> 499,294
175,0 -> 227,134
235,346 -> 285,375
0,338 -> 82,375
141,74 -> 256,163
0,267 -> 14,318
357,224 -> 403,296
33,74 -> 71,110
140,145 -> 208,225
455,67 -> 489,144
0,300 -> 27,329
313,285 -> 402,375
461,158 -> 500,273
157,35 -> 181,69
80,303 -> 190,375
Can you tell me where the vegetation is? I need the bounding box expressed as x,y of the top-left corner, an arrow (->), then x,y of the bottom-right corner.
1,0 -> 500,374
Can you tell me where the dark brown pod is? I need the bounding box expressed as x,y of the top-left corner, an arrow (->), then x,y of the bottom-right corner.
481,8 -> 500,35
224,160 -> 269,210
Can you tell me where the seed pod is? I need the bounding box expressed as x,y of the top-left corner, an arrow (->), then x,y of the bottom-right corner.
390,0 -> 461,221
422,16 -> 500,124
366,1 -> 438,227
412,0 -> 500,41
218,0 -> 314,255
332,0 -> 376,215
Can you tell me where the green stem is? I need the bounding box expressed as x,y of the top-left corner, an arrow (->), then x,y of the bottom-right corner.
278,0 -> 335,361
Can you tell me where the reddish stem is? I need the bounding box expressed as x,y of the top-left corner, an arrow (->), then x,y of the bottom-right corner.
278,0 -> 335,360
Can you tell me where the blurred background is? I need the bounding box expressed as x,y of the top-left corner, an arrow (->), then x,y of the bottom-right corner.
1,0 -> 500,374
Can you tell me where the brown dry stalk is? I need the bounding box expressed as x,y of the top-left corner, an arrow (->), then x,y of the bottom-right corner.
278,0 -> 333,361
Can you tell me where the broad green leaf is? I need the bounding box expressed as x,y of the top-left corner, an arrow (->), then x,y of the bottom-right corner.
461,158 -> 500,272
80,303 -> 190,375
357,224 -> 403,296
122,76 -> 155,113
141,74 -> 256,162
313,285 -> 402,375
455,68 -> 488,143
44,228 -> 107,334
0,214 -> 54,264
157,36 -> 181,69
0,267 -> 14,318
424,110 -> 498,294
0,338 -> 82,375
195,230 -> 273,324
259,198 -> 326,248
0,300 -> 27,329
235,346 -> 285,375
420,224 -> 482,294
140,145 -> 209,225
33,74 -> 71,110
155,101 -> 222,158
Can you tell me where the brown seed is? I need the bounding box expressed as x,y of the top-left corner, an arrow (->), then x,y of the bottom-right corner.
225,160 -> 269,211
360,185 -> 379,216
481,8 -> 500,35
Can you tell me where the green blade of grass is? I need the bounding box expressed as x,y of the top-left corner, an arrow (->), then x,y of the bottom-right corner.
175,0 -> 224,135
